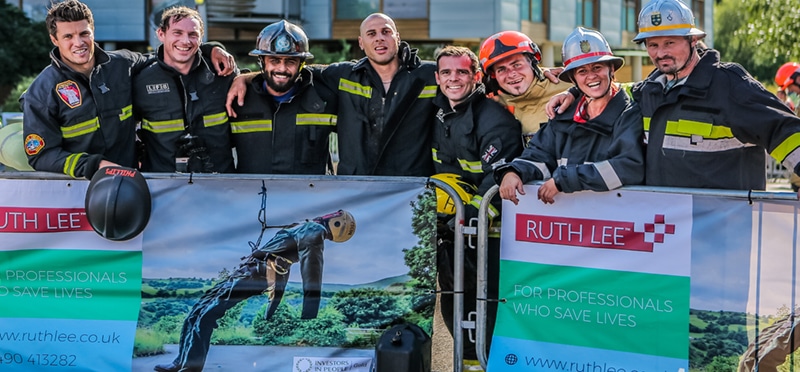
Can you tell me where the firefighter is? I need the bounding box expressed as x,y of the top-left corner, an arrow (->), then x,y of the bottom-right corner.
153,210 -> 356,372
546,0 -> 800,192
479,31 -> 566,145
229,20 -> 336,175
495,27 -> 644,205
431,45 -> 523,360
21,0 -> 234,179
134,6 -> 237,173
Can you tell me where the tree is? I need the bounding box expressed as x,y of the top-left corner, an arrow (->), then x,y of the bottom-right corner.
0,0 -> 51,102
328,287 -> 406,328
714,0 -> 800,82
404,191 -> 437,291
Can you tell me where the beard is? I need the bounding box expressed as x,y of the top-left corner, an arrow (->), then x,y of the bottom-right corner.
263,70 -> 299,93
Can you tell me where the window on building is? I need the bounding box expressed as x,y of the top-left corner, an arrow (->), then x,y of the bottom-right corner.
621,0 -> 638,32
335,0 -> 428,20
521,0 -> 545,23
690,0 -> 705,30
576,0 -> 598,28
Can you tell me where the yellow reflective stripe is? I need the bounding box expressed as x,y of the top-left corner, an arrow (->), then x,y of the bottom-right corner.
231,120 -> 273,133
432,148 -> 442,164
142,118 -> 184,133
296,113 -> 336,126
419,85 -> 437,98
770,133 -> 800,163
339,78 -> 372,98
664,119 -> 734,139
63,153 -> 83,177
643,117 -> 651,131
459,158 -> 483,173
639,23 -> 695,33
119,105 -> 132,121
469,195 -> 499,219
61,118 -> 99,138
203,112 -> 228,127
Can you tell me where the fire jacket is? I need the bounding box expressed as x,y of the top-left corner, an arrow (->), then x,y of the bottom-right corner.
133,46 -> 235,173
432,85 -> 523,218
632,49 -> 800,190
320,42 -> 438,176
494,88 -> 644,193
230,67 -> 336,174
21,45 -> 148,178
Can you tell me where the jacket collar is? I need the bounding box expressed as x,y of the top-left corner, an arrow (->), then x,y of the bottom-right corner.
352,41 -> 420,72
554,86 -> 630,135
155,44 -> 204,75
50,42 -> 110,73
642,48 -> 718,98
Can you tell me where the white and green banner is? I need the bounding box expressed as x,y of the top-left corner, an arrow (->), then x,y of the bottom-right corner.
489,186 -> 800,371
0,176 -> 436,371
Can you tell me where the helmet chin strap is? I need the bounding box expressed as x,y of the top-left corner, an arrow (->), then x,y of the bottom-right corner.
666,39 -> 696,86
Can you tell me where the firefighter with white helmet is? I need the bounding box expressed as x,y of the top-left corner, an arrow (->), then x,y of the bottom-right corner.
547,0 -> 800,192
155,210 -> 355,372
495,27 -> 644,205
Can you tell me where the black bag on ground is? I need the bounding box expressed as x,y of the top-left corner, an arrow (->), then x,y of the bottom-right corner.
374,323 -> 431,372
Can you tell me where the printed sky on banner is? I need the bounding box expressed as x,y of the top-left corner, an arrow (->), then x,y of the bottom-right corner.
141,177 -> 426,284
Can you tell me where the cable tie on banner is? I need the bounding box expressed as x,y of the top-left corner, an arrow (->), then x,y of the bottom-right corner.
748,189 -> 753,205
430,290 -> 464,295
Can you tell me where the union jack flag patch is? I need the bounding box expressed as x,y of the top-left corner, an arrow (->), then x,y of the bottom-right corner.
482,145 -> 498,163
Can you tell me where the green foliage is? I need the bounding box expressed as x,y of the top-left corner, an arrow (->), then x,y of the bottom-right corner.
151,314 -> 184,343
309,39 -> 352,64
210,326 -> 253,345
328,287 -> 406,328
714,0 -> 800,81
295,307 -> 348,346
217,300 -> 246,329
404,190 -> 437,292
0,0 -> 51,88
1,75 -> 35,113
705,355 -> 740,372
252,301 -> 302,345
133,328 -> 166,357
253,303 -> 350,347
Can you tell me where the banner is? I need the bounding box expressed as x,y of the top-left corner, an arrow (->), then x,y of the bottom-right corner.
490,186 -> 800,371
0,176 -> 436,372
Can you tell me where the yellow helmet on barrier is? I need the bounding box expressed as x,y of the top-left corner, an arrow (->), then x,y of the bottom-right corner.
431,173 -> 477,215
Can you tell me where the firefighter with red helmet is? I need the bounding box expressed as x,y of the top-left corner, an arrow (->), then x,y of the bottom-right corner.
154,210 -> 356,372
479,31 -> 566,144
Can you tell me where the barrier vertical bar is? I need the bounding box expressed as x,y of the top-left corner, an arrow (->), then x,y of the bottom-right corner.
430,178 -> 466,372
476,185 -> 498,369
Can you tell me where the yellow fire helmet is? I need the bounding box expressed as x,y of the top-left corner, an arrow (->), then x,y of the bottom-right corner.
431,173 -> 478,215
316,210 -> 356,243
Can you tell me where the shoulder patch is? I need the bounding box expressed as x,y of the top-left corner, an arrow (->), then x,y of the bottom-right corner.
146,83 -> 171,94
25,134 -> 45,155
55,80 -> 82,108
482,144 -> 499,163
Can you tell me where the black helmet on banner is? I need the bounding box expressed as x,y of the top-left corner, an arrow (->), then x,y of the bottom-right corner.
85,166 -> 152,241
